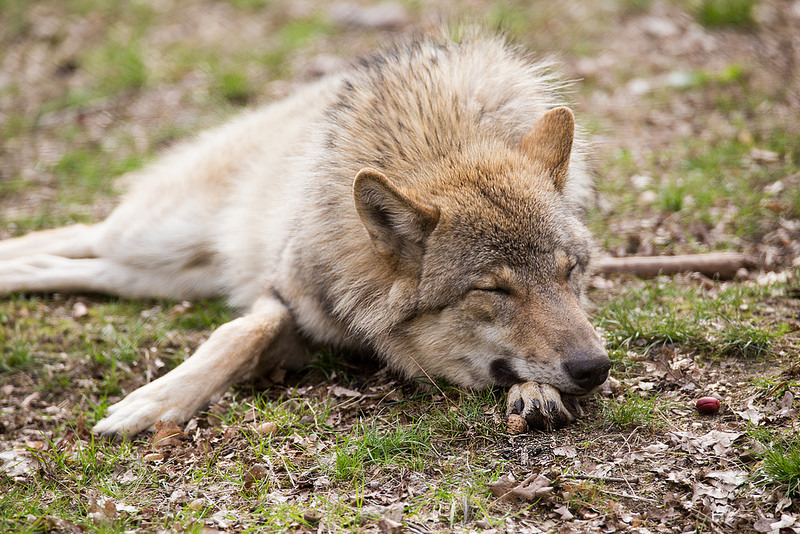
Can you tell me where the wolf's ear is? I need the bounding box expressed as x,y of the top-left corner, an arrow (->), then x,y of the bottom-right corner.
519,106 -> 574,193
353,168 -> 440,269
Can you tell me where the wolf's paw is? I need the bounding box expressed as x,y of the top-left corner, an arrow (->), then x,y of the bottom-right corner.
506,382 -> 583,431
93,379 -> 210,438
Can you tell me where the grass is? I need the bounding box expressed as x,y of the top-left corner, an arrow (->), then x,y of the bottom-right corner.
751,430 -> 800,496
714,319 -> 786,358
53,149 -> 145,198
695,0 -> 755,28
0,383 -> 511,531
752,377 -> 800,399
214,71 -> 254,105
2,0 -> 800,531
330,419 -> 433,481
0,341 -> 35,374
594,277 -> 789,361
600,391 -> 666,430
0,434 -> 145,532
85,40 -> 149,95
589,94 -> 798,255
222,0 -> 270,10
662,134 -> 789,239
759,441 -> 800,496
486,3 -> 534,37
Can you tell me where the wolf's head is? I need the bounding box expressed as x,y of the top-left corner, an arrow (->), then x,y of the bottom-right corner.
352,107 -> 610,396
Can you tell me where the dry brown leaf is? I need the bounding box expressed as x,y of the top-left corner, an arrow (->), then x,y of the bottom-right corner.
303,509 -> 322,525
0,448 -> 38,478
489,473 -> 553,502
553,505 -> 574,520
553,446 -> 577,458
378,517 -> 403,533
669,430 -> 742,456
152,420 -> 187,448
331,386 -> 362,398
253,421 -> 278,435
754,513 -> 797,533
244,465 -> 267,489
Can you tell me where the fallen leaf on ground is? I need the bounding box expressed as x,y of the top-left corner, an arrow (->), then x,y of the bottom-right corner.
489,473 -> 553,502
152,420 -> 187,448
0,448 -> 38,478
331,386 -> 362,398
553,446 -> 577,458
553,505 -> 574,520
754,513 -> 797,533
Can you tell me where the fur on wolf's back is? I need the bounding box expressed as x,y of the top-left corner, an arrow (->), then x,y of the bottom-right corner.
106,31 -> 595,373
315,30 -> 592,210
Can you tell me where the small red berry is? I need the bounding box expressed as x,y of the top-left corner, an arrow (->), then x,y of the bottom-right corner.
696,397 -> 721,414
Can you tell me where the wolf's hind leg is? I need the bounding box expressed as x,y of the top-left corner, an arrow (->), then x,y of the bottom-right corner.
93,293 -> 309,437
0,224 -> 99,260
0,254 -> 221,299
506,382 -> 582,431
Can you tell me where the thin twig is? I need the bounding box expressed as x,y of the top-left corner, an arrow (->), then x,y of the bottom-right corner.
404,352 -> 455,405
561,474 -> 632,483
599,488 -> 658,503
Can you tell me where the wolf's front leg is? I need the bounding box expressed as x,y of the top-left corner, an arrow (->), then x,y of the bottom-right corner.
93,294 -> 305,437
506,382 -> 583,432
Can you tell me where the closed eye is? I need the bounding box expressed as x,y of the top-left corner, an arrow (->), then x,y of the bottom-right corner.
472,286 -> 511,296
567,255 -> 582,277
568,261 -> 578,276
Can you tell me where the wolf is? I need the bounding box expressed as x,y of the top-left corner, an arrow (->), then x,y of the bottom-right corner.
0,30 -> 610,436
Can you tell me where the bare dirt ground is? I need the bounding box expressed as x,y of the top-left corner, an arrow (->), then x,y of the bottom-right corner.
1,0 -> 799,532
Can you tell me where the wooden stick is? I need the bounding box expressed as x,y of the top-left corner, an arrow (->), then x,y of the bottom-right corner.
594,252 -> 756,280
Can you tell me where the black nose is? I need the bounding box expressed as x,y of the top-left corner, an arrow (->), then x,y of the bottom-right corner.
565,352 -> 611,391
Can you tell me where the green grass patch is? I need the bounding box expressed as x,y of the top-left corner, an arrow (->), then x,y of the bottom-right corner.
0,341 -> 35,374
170,299 -> 232,330
277,16 -> 333,49
596,282 -> 703,349
486,3 -> 534,37
85,40 -> 149,95
751,430 -> 800,496
619,0 -> 653,14
594,278 -> 787,359
251,15 -> 334,80
331,420 -> 433,482
0,434 -> 150,532
600,391 -> 665,430
658,136 -> 787,239
752,378 -> 800,399
1,111 -> 33,141
714,319 -> 786,358
2,144 -> 146,234
222,0 -> 270,10
213,71 -> 254,105
591,122 -> 798,254
53,148 -> 145,198
305,347 -> 362,380
759,441 -> 800,496
0,0 -> 31,40
695,0 -> 755,28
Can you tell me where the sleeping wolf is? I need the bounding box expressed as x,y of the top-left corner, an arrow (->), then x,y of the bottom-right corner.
0,30 -> 610,436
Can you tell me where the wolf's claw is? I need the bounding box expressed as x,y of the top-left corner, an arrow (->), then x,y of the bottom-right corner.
506,382 -> 582,431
